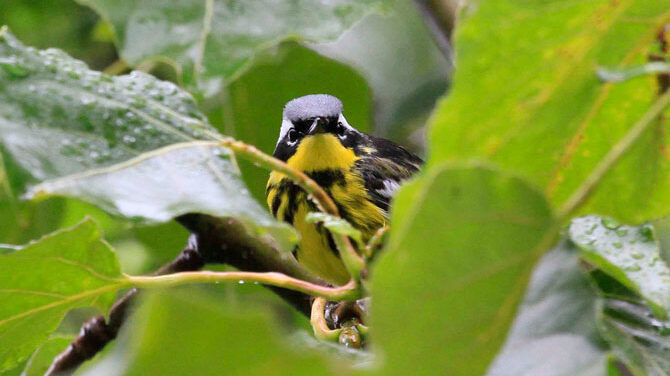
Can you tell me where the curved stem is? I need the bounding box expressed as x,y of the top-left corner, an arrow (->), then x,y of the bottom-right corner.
558,89 -> 670,220
218,138 -> 339,216
128,271 -> 360,301
332,234 -> 365,282
217,138 -> 364,282
102,59 -> 129,75
310,297 -> 341,341
365,225 -> 389,257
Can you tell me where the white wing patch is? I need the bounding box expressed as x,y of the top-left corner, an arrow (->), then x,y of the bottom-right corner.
376,179 -> 401,199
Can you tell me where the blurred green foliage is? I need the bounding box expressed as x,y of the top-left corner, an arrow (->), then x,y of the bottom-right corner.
2,0 -> 670,375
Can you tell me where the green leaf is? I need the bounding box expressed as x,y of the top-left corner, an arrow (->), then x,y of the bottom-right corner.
83,290 -> 349,375
428,0 -> 670,222
569,215 -> 670,318
599,298 -> 670,375
76,0 -> 391,94
22,336 -> 75,376
0,218 -> 124,372
488,241 -> 608,376
306,212 -> 363,245
371,164 -> 555,376
0,29 -> 295,249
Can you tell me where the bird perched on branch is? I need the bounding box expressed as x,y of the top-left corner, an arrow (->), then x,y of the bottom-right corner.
267,94 -> 422,284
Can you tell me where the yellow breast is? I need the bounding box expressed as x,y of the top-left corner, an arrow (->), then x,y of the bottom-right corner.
266,134 -> 385,284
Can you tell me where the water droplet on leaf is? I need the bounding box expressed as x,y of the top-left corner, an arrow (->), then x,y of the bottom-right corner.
602,217 -> 620,230
0,57 -> 29,78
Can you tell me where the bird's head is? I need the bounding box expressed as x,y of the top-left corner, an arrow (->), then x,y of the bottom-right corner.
273,94 -> 363,171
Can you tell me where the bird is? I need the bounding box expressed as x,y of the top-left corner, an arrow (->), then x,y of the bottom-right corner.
266,94 -> 422,284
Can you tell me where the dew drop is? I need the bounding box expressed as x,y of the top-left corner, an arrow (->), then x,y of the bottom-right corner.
131,96 -> 146,108
625,265 -> 641,272
613,242 -> 623,249
632,252 -> 644,259
0,57 -> 29,78
640,226 -> 654,242
616,229 -> 628,236
602,217 -> 620,230
81,95 -> 96,106
586,223 -> 598,235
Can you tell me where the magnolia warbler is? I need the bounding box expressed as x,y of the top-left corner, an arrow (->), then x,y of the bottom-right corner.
266,94 -> 422,284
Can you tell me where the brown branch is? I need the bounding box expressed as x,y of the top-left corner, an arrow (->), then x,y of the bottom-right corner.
176,213 -> 325,314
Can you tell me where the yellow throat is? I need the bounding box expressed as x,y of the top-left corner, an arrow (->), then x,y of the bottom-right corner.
266,134 -> 384,284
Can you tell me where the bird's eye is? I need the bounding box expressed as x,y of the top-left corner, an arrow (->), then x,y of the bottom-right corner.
287,128 -> 300,143
336,122 -> 346,137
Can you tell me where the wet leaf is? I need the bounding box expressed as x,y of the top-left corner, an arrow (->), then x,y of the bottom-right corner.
599,298 -> 670,375
0,29 -> 295,249
0,219 -> 124,372
488,241 -> 608,376
429,1 -> 670,222
76,0 -> 391,94
569,215 -> 670,318
306,212 -> 362,245
371,164 -> 555,376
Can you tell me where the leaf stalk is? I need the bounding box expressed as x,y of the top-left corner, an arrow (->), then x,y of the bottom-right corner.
128,271 -> 361,301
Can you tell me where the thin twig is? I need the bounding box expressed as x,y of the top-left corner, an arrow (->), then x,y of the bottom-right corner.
558,89 -> 670,220
129,272 -> 360,301
218,138 -> 339,216
102,59 -> 129,75
365,225 -> 389,257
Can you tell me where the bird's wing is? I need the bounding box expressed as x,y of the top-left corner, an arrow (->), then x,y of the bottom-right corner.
355,135 -> 423,214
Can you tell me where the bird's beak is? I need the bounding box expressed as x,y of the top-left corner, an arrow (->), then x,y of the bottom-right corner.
307,117 -> 327,135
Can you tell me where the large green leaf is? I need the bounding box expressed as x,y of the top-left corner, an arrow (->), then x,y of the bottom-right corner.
77,0 -> 391,94
0,29 -> 294,248
487,241 -> 607,376
569,215 -> 670,318
371,164 -> 555,376
83,290 -> 349,375
0,219 -> 123,372
428,0 -> 670,222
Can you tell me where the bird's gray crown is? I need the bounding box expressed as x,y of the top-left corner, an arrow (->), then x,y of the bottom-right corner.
283,94 -> 343,122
